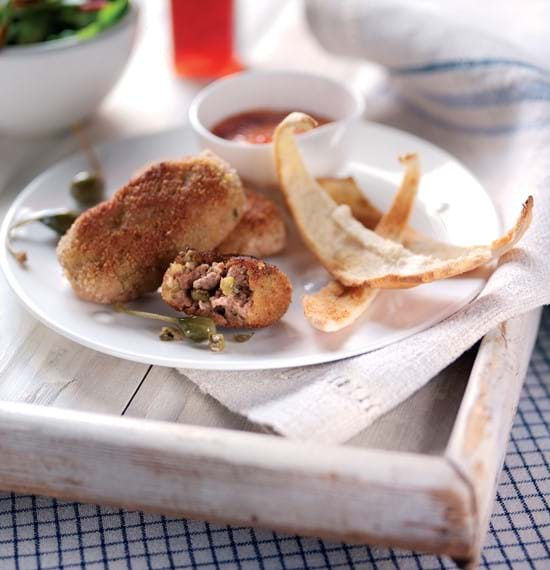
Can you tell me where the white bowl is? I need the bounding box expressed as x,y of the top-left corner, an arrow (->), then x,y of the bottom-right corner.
0,4 -> 138,137
189,71 -> 365,187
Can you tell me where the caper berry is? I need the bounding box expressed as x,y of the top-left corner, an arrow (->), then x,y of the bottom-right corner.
177,316 -> 217,343
70,171 -> 105,207
113,305 -> 223,351
40,212 -> 79,235
6,208 -> 80,264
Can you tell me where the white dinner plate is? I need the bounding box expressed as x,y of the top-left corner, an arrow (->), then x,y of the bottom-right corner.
0,122 -> 499,370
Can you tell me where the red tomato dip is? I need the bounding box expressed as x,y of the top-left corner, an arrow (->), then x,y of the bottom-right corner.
211,109 -> 332,144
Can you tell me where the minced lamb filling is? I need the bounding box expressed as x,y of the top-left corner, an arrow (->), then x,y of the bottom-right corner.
165,259 -> 252,326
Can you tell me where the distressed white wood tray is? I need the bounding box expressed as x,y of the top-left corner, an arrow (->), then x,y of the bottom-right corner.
2,2 -> 541,567
0,210 -> 541,569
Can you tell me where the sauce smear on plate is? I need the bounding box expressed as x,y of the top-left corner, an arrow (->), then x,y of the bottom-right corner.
211,109 -> 332,144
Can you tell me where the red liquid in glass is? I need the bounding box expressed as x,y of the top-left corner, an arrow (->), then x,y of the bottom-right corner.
170,0 -> 242,78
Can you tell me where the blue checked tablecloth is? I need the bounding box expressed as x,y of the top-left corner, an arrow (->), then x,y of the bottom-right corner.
0,308 -> 548,569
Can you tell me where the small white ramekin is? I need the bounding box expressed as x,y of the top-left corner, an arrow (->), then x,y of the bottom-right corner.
188,70 -> 365,187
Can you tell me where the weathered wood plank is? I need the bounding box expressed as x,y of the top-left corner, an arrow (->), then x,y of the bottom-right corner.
125,350 -> 473,454
124,366 -> 263,433
446,308 -> 542,567
0,401 -> 475,557
349,347 -> 474,452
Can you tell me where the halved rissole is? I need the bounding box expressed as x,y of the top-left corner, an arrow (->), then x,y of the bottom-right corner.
57,152 -> 246,304
161,250 -> 292,328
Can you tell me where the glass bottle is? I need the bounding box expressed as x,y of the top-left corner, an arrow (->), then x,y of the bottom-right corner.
170,0 -> 243,78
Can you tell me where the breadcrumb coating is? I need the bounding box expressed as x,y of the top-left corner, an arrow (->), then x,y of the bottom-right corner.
57,153 -> 245,303
217,190 -> 286,257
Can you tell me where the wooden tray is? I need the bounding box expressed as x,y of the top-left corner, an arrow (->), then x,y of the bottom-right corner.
1,3 -> 542,565
0,283 -> 541,570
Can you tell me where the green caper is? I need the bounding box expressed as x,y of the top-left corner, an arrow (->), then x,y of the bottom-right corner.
220,276 -> 235,296
191,289 -> 210,302
177,316 -> 217,343
70,170 -> 105,207
209,333 -> 226,352
40,212 -> 79,235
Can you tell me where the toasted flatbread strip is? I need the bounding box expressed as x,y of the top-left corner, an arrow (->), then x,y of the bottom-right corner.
274,112 -> 533,288
352,196 -> 532,289
303,154 -> 420,331
318,176 -> 487,259
274,112 -> 375,286
302,281 -> 376,331
317,177 -> 381,231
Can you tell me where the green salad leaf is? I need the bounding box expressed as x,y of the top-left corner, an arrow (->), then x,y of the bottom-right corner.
0,0 -> 129,48
77,0 -> 128,39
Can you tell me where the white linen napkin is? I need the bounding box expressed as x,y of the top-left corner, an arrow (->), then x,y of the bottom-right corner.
178,0 -> 550,443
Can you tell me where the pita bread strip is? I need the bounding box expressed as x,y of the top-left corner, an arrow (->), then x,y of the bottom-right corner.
274,112 -> 533,289
364,196 -> 533,289
318,176 -> 524,261
303,154 -> 420,331
274,112 -> 386,286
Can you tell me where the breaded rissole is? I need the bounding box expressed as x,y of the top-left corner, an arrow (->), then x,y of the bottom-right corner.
217,190 -> 286,257
57,153 -> 245,304
161,249 -> 292,328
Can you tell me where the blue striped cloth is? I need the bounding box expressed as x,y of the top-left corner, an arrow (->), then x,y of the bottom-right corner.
0,307 -> 548,569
